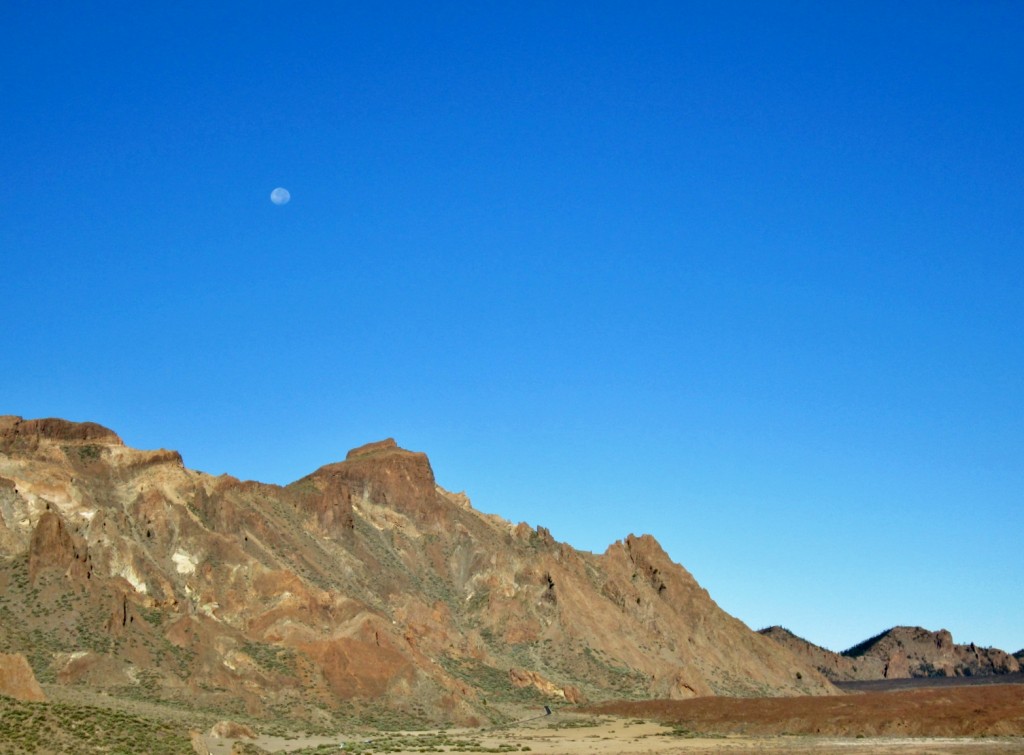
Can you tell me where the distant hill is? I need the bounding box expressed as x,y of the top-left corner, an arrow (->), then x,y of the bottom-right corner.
759,625 -> 1020,682
0,415 -> 835,728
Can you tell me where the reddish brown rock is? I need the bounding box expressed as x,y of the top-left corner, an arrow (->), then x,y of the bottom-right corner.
105,592 -> 140,637
0,415 -> 122,450
760,625 -> 1021,681
301,636 -> 416,699
346,438 -> 401,459
0,652 -> 46,701
313,439 -> 446,525
562,684 -> 585,704
27,510 -> 90,582
857,626 -> 1022,678
288,470 -> 355,535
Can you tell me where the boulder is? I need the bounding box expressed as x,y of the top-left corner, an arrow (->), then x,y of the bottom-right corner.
0,653 -> 46,701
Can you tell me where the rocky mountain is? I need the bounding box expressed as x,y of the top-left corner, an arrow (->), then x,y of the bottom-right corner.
0,416 -> 835,727
759,625 -> 1021,682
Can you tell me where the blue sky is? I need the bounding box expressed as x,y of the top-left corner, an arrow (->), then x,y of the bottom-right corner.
3,2 -> 1021,654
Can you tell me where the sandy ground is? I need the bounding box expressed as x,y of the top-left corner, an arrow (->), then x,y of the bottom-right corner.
189,678 -> 1024,754
203,714 -> 1024,754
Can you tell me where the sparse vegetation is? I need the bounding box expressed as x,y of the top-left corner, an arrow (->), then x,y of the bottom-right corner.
287,732 -> 534,753
241,640 -> 298,676
438,656 -> 545,708
0,694 -> 191,754
61,443 -> 103,463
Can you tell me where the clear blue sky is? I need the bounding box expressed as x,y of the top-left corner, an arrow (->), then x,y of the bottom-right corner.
3,2 -> 1021,654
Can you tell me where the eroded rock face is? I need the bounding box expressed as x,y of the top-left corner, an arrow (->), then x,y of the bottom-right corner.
0,652 -> 46,701
301,635 -> 416,699
0,415 -> 122,450
0,476 -> 30,553
333,439 -> 445,524
0,416 -> 838,727
28,510 -> 91,582
288,470 -> 355,536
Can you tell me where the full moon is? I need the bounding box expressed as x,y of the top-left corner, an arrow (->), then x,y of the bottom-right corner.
270,187 -> 291,205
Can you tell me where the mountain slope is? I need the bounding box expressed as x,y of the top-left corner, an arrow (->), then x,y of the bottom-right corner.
760,625 -> 1020,682
0,416 -> 835,726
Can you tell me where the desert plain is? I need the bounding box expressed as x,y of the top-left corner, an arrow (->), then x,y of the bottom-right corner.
206,679 -> 1024,754
68,679 -> 1024,754
194,682 -> 1024,754
2,675 -> 1021,754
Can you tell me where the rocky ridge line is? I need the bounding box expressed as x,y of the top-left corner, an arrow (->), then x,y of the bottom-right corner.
0,415 -> 836,727
759,625 -> 1020,682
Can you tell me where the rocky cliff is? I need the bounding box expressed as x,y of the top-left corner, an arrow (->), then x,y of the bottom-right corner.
0,415 -> 835,726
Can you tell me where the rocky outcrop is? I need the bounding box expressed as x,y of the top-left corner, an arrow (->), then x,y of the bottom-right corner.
0,415 -> 122,450
846,627 -> 1021,678
28,510 -> 91,582
0,476 -> 29,553
208,721 -> 255,739
760,625 -> 1021,681
309,438 -> 448,526
287,470 -> 355,536
0,652 -> 46,701
509,667 -> 585,703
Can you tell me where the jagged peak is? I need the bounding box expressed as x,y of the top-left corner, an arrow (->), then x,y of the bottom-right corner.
299,438 -> 444,525
625,532 -> 664,551
604,532 -> 670,561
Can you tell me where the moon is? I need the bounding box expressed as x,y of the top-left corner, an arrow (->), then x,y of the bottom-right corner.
270,187 -> 291,205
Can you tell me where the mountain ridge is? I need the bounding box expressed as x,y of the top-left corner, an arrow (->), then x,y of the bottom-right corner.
1,415 -> 836,725
759,625 -> 1020,682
